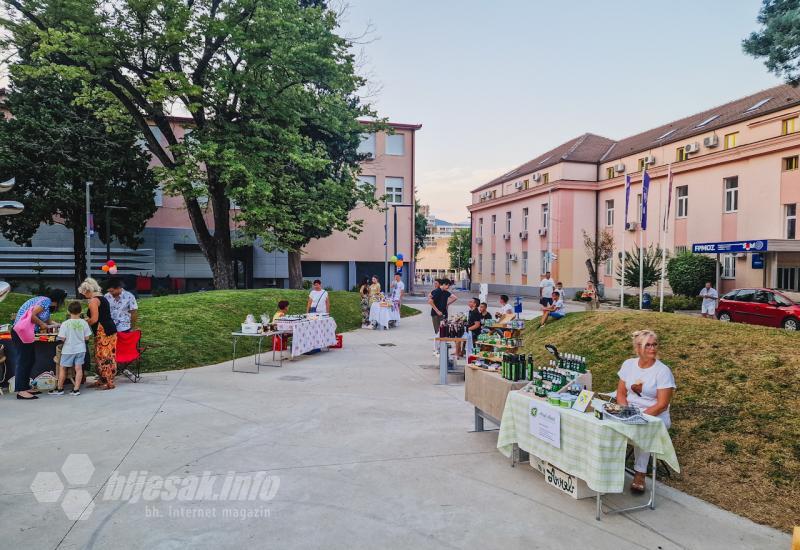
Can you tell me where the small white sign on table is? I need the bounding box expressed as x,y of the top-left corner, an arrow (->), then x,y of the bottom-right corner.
528,400 -> 561,449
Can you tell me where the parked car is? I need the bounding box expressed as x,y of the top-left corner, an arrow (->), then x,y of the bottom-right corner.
716,288 -> 800,331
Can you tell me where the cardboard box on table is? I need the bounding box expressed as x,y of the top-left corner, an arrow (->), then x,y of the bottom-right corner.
465,366 -> 527,422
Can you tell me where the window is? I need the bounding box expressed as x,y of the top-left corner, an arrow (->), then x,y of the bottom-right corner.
786,204 -> 797,239
490,253 -> 496,274
542,173 -> 550,185
674,245 -> 688,255
782,117 -> 798,135
606,166 -> 615,179
357,175 -> 376,189
724,132 -> 738,149
523,179 -> 530,190
604,256 -> 613,277
505,253 -> 511,275
491,215 -> 496,235
154,185 -> 164,207
541,203 -> 549,229
722,254 -> 736,279
505,211 -> 512,233
357,133 -> 376,157
478,218 -> 483,237
745,97 -> 771,112
541,250 -> 550,273
777,267 -> 798,291
522,251 -> 528,275
478,253 -> 483,274
695,115 -> 720,128
775,292 -> 792,306
783,156 -> 799,171
636,193 -> 642,222
638,158 -> 648,171
724,177 -> 738,213
522,208 -> 529,231
385,133 -> 405,156
676,185 -> 688,218
605,200 -> 614,226
384,177 -> 404,204
676,146 -> 688,162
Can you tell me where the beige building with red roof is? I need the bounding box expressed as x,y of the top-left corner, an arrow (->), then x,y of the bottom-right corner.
469,84 -> 800,300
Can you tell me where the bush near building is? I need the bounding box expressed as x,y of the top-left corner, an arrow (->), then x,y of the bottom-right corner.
668,253 -> 718,297
622,294 -> 702,312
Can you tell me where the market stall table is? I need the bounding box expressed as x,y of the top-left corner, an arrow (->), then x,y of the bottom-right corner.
497,390 -> 679,520
230,330 -> 290,373
1,334 -> 64,385
275,317 -> 337,357
464,365 -> 527,431
368,302 -> 400,329
433,337 -> 466,385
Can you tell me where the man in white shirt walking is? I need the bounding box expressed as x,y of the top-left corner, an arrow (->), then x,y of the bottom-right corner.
699,282 -> 719,319
539,271 -> 555,309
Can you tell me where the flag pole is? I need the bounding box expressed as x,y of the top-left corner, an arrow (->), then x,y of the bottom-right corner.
639,171 -> 646,310
659,164 -> 672,312
620,174 -> 630,309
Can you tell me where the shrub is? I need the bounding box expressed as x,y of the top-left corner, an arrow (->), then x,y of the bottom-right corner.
151,288 -> 171,297
302,280 -> 312,290
667,252 -> 717,297
623,293 -> 701,312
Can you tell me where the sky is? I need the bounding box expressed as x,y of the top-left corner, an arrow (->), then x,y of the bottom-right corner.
338,0 -> 781,223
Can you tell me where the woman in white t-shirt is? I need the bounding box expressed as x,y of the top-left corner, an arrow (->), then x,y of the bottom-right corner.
616,330 -> 676,493
306,279 -> 330,314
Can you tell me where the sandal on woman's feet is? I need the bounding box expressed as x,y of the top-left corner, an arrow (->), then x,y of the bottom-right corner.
631,472 -> 646,494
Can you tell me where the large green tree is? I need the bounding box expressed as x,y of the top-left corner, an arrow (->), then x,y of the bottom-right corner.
414,199 -> 429,257
2,0 -> 377,289
0,68 -> 156,291
447,227 -> 472,282
743,0 -> 800,83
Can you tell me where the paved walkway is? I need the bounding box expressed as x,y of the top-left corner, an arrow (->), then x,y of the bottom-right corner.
0,308 -> 788,549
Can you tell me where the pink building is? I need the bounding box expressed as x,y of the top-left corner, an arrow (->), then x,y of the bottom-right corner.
469,84 -> 800,299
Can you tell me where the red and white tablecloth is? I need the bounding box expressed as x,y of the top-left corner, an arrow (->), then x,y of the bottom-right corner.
276,318 -> 338,357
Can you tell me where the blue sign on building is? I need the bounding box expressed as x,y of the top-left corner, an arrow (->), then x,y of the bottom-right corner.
752,253 -> 764,269
692,240 -> 768,254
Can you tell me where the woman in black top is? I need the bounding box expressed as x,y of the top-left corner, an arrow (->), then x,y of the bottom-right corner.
78,278 -> 118,390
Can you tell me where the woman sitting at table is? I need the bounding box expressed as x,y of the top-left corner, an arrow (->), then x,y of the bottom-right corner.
273,300 -> 289,322
12,289 -> 67,400
616,330 -> 676,493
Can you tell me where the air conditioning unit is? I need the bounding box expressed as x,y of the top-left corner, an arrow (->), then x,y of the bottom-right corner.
625,222 -> 638,231
509,254 -> 519,262
475,237 -> 483,245
519,231 -> 528,240
502,233 -> 511,240
704,135 -> 719,148
644,155 -> 656,165
537,228 -> 547,236
684,142 -> 700,154
514,181 -> 523,190
614,163 -> 626,173
532,173 -> 541,182
736,253 -> 746,259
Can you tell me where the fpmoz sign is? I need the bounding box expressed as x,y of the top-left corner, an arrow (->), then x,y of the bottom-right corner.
692,240 -> 768,254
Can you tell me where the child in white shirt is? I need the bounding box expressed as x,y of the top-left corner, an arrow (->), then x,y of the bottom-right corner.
51,301 -> 92,396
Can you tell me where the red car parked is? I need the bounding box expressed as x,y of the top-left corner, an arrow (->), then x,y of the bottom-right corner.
716,288 -> 800,331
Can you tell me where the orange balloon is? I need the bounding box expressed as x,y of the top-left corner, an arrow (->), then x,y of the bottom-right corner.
395,260 -> 403,267
101,265 -> 110,272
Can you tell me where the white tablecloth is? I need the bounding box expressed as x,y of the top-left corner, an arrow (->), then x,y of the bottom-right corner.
275,318 -> 338,357
369,302 -> 401,329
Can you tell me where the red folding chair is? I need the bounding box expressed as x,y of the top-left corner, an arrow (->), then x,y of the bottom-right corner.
116,330 -> 144,383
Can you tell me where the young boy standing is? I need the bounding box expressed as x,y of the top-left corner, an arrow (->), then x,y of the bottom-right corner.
51,301 -> 92,396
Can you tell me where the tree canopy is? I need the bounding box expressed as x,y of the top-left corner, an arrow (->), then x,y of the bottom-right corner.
448,227 -> 472,282
2,0 -> 379,289
743,0 -> 800,83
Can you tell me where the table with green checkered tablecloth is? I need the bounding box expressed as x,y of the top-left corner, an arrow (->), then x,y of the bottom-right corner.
497,391 -> 680,494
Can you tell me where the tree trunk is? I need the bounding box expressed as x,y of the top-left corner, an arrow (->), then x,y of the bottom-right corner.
211,235 -> 234,290
73,223 -> 87,295
585,258 -> 598,289
288,250 -> 303,289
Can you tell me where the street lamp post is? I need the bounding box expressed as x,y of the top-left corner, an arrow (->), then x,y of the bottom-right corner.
391,203 -> 413,286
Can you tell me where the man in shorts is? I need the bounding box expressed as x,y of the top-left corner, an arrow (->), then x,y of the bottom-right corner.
699,282 -> 718,319
539,271 -> 555,309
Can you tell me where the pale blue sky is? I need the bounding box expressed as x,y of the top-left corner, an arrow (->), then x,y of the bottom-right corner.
339,0 -> 781,222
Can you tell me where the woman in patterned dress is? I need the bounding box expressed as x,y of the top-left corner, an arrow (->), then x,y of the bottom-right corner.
78,278 -> 118,390
358,277 -> 370,328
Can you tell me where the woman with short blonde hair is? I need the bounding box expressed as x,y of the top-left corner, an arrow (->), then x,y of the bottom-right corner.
616,329 -> 676,493
79,277 -> 118,390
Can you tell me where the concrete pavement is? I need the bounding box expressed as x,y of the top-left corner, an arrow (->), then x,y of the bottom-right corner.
0,306 -> 789,550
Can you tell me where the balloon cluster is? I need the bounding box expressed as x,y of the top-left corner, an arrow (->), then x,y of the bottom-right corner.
389,253 -> 404,268
101,260 -> 118,275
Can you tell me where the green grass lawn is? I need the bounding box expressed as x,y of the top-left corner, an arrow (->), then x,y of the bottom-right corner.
522,310 -> 799,532
1,289 -> 419,373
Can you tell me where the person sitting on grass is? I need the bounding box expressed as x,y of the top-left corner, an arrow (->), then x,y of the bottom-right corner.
538,291 -> 566,328
273,300 -> 290,322
50,301 -> 92,396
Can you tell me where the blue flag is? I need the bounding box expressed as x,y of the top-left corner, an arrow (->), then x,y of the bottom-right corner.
623,175 -> 631,224
641,171 -> 651,230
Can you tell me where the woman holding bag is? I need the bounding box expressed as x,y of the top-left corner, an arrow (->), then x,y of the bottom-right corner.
12,289 -> 67,400
79,278 -> 118,390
